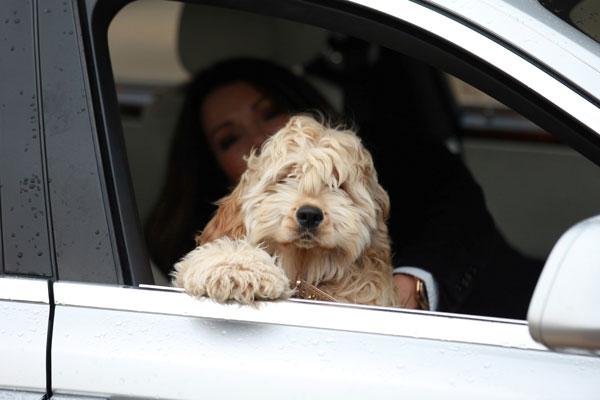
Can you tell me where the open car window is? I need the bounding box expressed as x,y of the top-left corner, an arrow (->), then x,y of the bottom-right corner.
101,0 -> 600,320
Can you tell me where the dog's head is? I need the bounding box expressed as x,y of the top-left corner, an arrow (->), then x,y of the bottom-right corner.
199,115 -> 390,280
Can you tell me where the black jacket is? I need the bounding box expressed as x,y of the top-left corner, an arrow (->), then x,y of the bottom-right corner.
378,137 -> 542,319
331,43 -> 543,319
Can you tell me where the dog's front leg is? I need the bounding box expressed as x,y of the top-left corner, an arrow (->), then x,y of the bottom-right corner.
172,237 -> 293,304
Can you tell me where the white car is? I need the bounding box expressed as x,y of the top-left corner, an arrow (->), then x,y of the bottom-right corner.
1,0 -> 599,399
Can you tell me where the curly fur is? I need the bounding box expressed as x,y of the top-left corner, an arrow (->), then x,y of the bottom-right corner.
173,115 -> 402,307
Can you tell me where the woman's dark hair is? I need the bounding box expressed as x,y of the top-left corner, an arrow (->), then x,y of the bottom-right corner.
145,57 -> 336,275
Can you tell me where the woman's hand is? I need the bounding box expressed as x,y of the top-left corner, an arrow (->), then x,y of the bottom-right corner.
393,273 -> 419,309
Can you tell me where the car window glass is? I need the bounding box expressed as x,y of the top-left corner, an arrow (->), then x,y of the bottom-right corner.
107,0 -> 600,319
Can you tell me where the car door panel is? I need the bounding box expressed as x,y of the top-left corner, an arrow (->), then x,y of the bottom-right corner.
51,282 -> 600,399
0,278 -> 49,397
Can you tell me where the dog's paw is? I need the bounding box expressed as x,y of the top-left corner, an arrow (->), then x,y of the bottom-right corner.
202,262 -> 292,304
172,238 -> 292,304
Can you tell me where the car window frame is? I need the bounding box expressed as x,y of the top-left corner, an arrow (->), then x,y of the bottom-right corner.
55,281 -> 545,353
78,0 -> 600,290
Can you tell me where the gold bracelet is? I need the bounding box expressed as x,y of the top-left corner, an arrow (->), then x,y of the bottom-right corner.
415,278 -> 430,310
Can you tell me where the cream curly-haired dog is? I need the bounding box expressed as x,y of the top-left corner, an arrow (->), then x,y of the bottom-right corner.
173,115 -> 402,307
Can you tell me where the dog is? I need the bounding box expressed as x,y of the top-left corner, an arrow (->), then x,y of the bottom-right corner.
173,115 -> 402,307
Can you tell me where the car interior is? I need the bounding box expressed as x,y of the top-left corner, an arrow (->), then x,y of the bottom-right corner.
109,1 -> 600,313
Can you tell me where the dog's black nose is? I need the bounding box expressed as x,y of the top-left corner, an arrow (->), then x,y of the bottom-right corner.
296,206 -> 324,230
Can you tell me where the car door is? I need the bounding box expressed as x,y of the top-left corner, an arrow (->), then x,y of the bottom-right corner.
50,280 -> 600,399
43,0 -> 600,399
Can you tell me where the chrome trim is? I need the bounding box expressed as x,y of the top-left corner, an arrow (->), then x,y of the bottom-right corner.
349,0 -> 600,133
54,281 -> 545,351
0,277 -> 49,303
138,283 -> 184,292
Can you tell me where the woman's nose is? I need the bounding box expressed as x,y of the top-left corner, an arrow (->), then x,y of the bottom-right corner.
252,132 -> 265,147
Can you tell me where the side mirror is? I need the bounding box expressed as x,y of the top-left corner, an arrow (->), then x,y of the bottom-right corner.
528,216 -> 600,355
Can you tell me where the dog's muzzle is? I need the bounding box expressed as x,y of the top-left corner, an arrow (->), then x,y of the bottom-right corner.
296,205 -> 324,230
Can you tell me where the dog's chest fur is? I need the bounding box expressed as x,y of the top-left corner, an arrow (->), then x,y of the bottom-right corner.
268,242 -> 355,285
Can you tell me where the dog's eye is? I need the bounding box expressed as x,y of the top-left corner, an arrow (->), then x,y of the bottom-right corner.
277,176 -> 295,184
276,169 -> 296,184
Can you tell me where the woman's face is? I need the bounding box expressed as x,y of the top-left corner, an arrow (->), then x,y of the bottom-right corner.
201,81 -> 290,182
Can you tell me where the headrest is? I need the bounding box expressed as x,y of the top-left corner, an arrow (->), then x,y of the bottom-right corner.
177,4 -> 329,74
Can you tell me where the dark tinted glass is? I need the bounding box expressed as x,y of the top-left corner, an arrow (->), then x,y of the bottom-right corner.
539,0 -> 600,43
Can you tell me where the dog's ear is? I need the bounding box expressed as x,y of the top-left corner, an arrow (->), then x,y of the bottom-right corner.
196,183 -> 247,245
372,181 -> 390,222
356,143 -> 390,223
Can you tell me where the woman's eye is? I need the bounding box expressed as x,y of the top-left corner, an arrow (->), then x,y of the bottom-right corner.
217,134 -> 238,151
259,103 -> 284,121
264,108 -> 283,120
